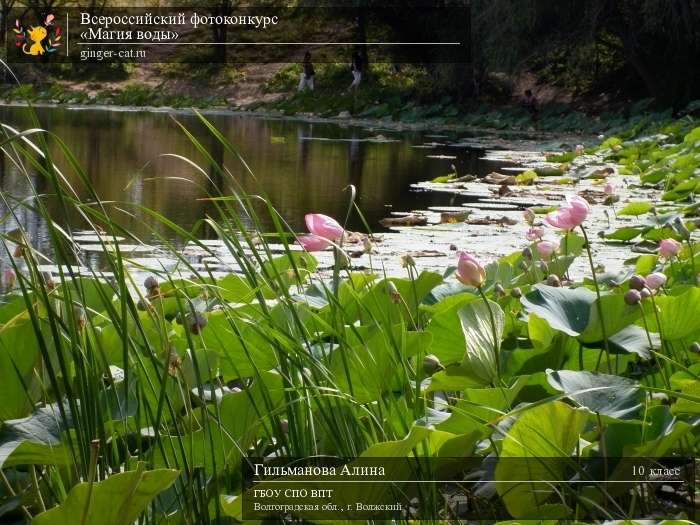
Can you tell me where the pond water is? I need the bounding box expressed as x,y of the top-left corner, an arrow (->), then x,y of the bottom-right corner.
0,105 -> 514,250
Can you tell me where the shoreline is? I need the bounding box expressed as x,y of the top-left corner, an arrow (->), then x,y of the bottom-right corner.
0,99 -> 597,148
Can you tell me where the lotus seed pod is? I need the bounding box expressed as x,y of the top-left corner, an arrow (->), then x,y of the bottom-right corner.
546,274 -> 561,287
521,246 -> 533,260
673,217 -> 691,240
189,312 -> 208,335
41,271 -> 55,290
144,276 -> 158,290
510,287 -> 522,299
401,254 -> 416,268
423,354 -> 442,376
624,289 -> 642,306
73,304 -> 87,329
494,283 -> 505,297
629,275 -> 646,291
689,342 -> 700,353
386,281 -> 401,304
640,288 -> 652,299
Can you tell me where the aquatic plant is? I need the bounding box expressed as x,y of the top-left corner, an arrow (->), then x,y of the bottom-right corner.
0,104 -> 698,525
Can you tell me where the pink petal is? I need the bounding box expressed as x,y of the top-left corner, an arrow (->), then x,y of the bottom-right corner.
297,234 -> 331,252
305,213 -> 344,241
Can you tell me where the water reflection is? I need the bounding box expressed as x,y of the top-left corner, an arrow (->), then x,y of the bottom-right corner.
0,105 -> 493,256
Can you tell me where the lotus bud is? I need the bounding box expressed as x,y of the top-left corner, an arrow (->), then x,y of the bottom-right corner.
538,261 -> 548,273
689,342 -> 700,354
423,354 -> 442,376
455,252 -> 486,288
624,289 -> 642,305
3,268 -> 16,290
659,238 -> 681,259
644,272 -> 667,291
629,274 -> 646,291
640,288 -> 652,299
386,281 -> 401,304
546,274 -> 561,287
494,283 -> 505,297
521,246 -> 533,260
536,240 -> 559,260
144,275 -> 159,290
510,287 -> 522,299
137,298 -> 148,311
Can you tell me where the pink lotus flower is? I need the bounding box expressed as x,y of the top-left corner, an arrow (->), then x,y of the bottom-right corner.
526,226 -> 544,241
298,234 -> 331,252
305,213 -> 344,241
604,183 -> 614,195
644,272 -> 667,291
659,238 -> 681,259
536,240 -> 559,260
456,252 -> 486,288
545,195 -> 590,230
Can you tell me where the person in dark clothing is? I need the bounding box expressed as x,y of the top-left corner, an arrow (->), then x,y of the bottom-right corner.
298,51 -> 315,92
522,89 -> 539,118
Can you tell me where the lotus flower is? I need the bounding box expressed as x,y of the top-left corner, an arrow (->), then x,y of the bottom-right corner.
298,234 -> 330,252
536,240 -> 559,260
644,272 -> 667,291
658,238 -> 681,259
545,195 -> 590,230
526,226 -> 544,241
305,213 -> 344,241
456,252 -> 486,288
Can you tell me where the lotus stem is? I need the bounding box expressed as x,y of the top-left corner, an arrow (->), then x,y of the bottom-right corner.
579,225 -> 612,374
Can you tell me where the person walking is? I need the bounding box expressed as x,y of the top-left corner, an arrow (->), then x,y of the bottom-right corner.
298,51 -> 315,92
349,49 -> 363,92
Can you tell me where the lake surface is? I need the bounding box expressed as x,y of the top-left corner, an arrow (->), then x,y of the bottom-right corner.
0,105 -> 510,253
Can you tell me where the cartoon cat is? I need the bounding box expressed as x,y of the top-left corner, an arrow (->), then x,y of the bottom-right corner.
22,26 -> 47,55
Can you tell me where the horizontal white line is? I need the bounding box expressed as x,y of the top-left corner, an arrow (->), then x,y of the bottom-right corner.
76,41 -> 462,46
252,480 -> 685,484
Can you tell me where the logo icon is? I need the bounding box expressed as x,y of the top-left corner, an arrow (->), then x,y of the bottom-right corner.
13,13 -> 61,56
